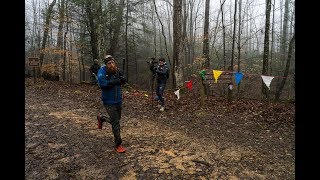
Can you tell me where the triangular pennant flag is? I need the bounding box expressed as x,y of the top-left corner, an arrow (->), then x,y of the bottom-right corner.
185,80 -> 193,91
261,75 -> 274,89
174,89 -> 180,100
213,70 -> 223,83
199,70 -> 206,80
234,72 -> 243,85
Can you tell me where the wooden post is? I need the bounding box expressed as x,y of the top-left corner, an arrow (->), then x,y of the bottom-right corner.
33,67 -> 36,83
200,76 -> 205,107
28,57 -> 40,84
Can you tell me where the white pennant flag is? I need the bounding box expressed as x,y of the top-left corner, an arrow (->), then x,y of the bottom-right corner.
174,89 -> 180,100
261,75 -> 274,89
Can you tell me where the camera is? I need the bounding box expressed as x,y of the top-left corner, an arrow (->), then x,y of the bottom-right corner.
147,57 -> 157,64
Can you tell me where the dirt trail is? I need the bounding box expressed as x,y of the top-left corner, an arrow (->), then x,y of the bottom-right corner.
25,79 -> 295,179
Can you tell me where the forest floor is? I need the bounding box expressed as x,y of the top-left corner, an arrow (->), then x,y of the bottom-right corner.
25,78 -> 295,179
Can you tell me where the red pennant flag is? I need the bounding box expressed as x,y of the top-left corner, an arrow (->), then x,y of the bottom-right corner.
185,80 -> 193,91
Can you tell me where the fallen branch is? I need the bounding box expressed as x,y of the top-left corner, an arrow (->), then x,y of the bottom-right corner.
191,159 -> 212,167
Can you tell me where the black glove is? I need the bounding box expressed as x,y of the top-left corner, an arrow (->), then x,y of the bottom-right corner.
120,76 -> 126,84
108,77 -> 121,86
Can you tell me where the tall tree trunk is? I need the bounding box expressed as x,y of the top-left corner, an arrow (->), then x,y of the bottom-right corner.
85,1 -> 99,60
203,0 -> 210,68
97,0 -> 103,58
279,0 -> 283,53
69,24 -> 74,83
261,0 -> 272,100
166,2 -> 173,55
188,0 -> 195,68
31,0 -> 37,56
182,0 -> 187,78
108,0 -> 125,55
269,0 -> 275,74
220,0 -> 227,70
152,10 -> 157,57
236,0 -> 242,95
125,0 -> 129,82
62,1 -> 69,81
153,0 -> 171,66
275,34 -> 295,101
276,0 -> 289,92
56,0 -> 65,79
39,0 -> 57,69
159,22 -> 163,55
80,8 -> 86,82
173,0 -> 183,88
229,0 -> 238,101
191,0 -> 202,72
132,27 -> 138,84
279,0 -> 289,68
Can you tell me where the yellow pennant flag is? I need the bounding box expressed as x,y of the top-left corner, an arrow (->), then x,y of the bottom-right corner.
213,70 -> 223,83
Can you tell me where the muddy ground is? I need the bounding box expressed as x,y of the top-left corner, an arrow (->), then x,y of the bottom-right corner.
25,78 -> 295,179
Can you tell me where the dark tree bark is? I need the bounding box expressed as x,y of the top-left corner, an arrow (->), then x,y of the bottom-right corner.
85,1 -> 99,60
153,0 -> 171,66
203,0 -> 210,68
275,0 -> 289,98
220,0 -> 227,70
56,0 -> 65,77
275,34 -> 295,101
236,0 -> 242,95
173,0 -> 183,88
39,0 -> 57,69
108,0 -> 126,55
261,0 -> 272,100
228,0 -> 237,102
56,0 -> 65,49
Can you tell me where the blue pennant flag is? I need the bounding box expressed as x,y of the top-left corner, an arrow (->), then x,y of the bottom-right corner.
234,72 -> 243,85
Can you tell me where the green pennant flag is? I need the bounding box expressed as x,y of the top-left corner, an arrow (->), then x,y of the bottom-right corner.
199,69 -> 206,80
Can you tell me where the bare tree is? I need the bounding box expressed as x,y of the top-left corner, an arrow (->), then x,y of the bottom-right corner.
228,0 -> 238,101
202,0 -> 210,68
279,0 -> 289,68
275,33 -> 294,101
166,2 -> 173,54
173,0 -> 183,88
261,0 -> 272,100
275,0 -> 289,98
220,0 -> 227,70
125,0 -> 129,81
269,0 -> 276,74
236,0 -> 243,95
84,0 -> 99,60
62,0 -> 69,81
108,0 -> 126,55
187,0 -> 196,67
39,0 -> 57,69
56,0 -> 65,77
153,0 -> 171,66
152,6 -> 157,57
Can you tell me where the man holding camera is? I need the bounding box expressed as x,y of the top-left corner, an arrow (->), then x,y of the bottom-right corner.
153,57 -> 169,112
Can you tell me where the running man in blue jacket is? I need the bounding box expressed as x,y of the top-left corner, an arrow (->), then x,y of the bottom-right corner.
96,55 -> 127,153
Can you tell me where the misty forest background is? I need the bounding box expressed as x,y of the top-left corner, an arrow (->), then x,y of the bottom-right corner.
25,0 -> 295,102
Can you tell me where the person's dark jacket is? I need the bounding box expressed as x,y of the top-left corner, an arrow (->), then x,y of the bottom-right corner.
90,63 -> 100,75
155,62 -> 169,83
97,66 -> 126,105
